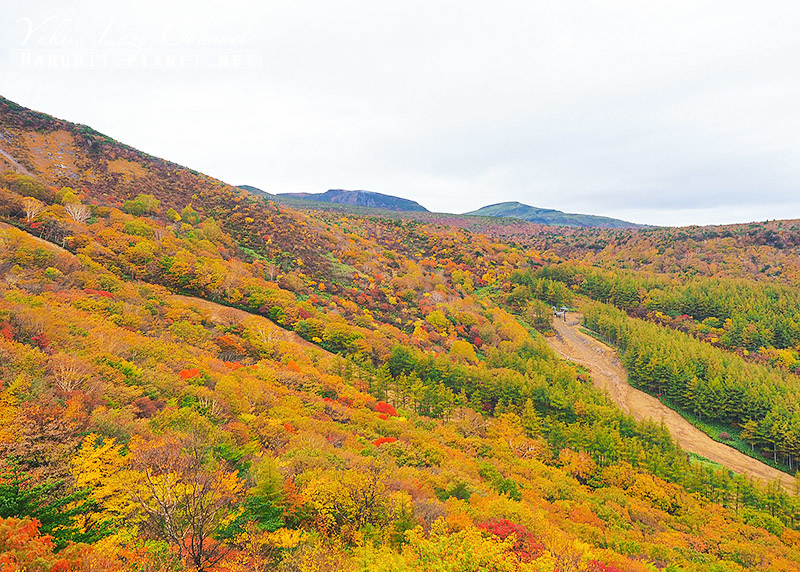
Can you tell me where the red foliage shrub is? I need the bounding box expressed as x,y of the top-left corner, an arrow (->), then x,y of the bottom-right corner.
0,517 -> 75,572
83,288 -> 113,299
179,368 -> 201,380
374,401 -> 397,417
0,323 -> 14,341
283,422 -> 297,434
216,335 -> 246,354
477,518 -> 543,561
378,414 -> 388,420
30,333 -> 49,350
373,437 -> 397,447
223,361 -> 243,370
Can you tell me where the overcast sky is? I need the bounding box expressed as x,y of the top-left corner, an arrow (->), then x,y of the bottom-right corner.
3,1 -> 800,226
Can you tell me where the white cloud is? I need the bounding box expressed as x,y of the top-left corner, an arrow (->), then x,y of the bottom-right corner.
2,0 -> 800,226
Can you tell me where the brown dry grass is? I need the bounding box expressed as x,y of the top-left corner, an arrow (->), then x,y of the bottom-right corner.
22,130 -> 81,181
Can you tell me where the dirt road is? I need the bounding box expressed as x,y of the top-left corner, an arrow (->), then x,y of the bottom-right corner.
547,312 -> 794,489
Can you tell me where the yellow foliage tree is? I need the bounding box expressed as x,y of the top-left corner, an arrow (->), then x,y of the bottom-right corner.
450,340 -> 478,364
70,434 -> 137,534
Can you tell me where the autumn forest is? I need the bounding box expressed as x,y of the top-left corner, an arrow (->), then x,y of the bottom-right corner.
4,96 -> 800,572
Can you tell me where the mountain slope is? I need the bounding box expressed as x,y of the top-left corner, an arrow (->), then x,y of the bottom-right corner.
3,95 -> 800,571
466,201 -> 642,228
278,189 -> 429,212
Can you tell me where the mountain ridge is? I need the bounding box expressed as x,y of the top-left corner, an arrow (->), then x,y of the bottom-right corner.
278,189 -> 429,212
466,201 -> 644,228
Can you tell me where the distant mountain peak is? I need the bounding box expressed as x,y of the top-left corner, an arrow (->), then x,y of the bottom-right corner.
480,201 -> 559,214
277,189 -> 428,212
238,185 -> 274,198
465,201 -> 643,228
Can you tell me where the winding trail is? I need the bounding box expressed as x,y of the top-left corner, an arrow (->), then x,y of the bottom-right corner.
547,312 -> 794,489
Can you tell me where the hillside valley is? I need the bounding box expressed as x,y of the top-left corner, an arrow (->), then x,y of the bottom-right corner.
3,96 -> 800,572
